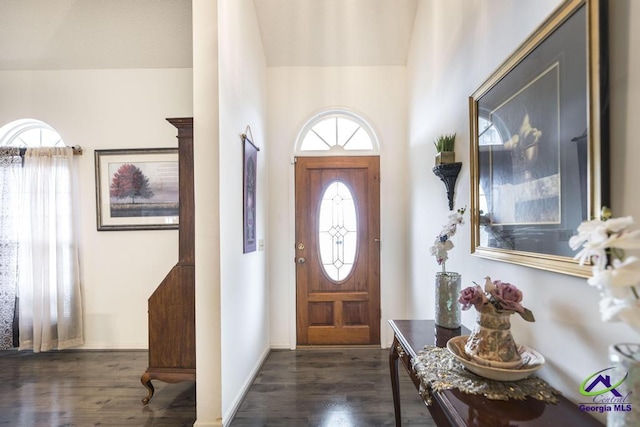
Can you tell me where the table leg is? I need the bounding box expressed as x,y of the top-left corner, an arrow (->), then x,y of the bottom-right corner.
389,336 -> 402,427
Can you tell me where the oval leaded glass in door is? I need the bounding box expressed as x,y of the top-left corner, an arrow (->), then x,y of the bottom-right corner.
318,181 -> 358,282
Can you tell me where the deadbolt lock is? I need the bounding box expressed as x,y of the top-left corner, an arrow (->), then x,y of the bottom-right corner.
297,242 -> 305,250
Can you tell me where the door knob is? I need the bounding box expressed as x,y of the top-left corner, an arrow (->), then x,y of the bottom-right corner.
297,257 -> 306,264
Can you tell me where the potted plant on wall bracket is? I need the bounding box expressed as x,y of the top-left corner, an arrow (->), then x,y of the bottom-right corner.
434,133 -> 456,165
432,133 -> 462,210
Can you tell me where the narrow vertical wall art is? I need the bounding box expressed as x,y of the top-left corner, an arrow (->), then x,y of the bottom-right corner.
242,127 -> 259,253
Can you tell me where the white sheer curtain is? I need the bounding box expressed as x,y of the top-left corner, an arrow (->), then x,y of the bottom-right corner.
18,147 -> 83,352
0,148 -> 21,349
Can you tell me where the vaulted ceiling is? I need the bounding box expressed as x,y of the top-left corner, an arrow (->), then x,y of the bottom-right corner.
253,0 -> 418,66
0,0 -> 193,70
0,0 -> 418,70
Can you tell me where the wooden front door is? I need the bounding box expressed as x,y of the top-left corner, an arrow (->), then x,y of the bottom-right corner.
295,156 -> 380,345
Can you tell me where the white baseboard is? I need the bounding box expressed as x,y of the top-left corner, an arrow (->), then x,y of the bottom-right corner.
269,342 -> 293,350
193,419 -> 223,427
222,345 -> 271,426
76,343 -> 148,350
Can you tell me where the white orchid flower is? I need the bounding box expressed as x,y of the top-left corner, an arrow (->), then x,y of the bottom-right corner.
599,296 -> 629,322
448,212 -> 464,225
573,246 -> 607,269
429,239 -> 453,264
588,256 -> 640,289
603,229 -> 640,250
603,216 -> 635,233
569,217 -> 635,249
429,244 -> 443,257
598,281 -> 638,321
570,212 -> 640,328
431,207 -> 466,268
569,219 -> 605,250
572,229 -> 640,268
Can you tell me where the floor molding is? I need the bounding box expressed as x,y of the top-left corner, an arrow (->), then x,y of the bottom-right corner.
296,344 -> 382,350
222,345 -> 271,426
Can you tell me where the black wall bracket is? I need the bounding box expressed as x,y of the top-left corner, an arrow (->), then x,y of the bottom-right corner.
432,162 -> 462,210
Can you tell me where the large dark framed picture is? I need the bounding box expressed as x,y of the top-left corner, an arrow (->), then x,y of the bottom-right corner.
469,0 -> 609,277
95,148 -> 179,231
243,133 -> 259,253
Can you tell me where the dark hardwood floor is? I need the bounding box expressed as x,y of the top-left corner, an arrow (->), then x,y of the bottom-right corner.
0,349 -> 196,427
0,348 -> 433,426
230,348 -> 433,427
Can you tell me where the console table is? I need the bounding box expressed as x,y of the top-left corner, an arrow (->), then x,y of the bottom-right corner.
389,319 -> 603,427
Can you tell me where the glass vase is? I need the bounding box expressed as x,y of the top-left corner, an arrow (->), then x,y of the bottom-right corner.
435,272 -> 461,329
608,343 -> 640,427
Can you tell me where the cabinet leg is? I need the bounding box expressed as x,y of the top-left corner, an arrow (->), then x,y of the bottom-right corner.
141,372 -> 155,405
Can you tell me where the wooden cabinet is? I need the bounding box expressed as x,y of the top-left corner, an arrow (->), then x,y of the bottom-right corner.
141,118 -> 195,405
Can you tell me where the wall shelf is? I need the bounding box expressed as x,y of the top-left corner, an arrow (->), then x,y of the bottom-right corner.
432,162 -> 462,210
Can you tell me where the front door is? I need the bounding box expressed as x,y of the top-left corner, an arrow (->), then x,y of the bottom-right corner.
295,156 -> 380,345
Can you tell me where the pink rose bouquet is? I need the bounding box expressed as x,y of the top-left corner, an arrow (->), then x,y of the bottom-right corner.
459,277 -> 535,322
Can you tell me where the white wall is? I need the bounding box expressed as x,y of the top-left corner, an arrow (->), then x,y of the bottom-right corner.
218,0 -> 269,422
193,0 -> 222,425
267,66 -> 408,348
0,68 -> 192,349
407,0 -> 639,420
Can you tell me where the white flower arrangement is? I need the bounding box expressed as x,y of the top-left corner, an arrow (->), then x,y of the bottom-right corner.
429,207 -> 466,272
569,207 -> 640,331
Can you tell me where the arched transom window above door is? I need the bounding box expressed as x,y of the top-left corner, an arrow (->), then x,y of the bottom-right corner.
295,109 -> 380,156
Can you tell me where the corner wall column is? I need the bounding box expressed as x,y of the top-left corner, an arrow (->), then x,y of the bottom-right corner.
193,0 -> 222,425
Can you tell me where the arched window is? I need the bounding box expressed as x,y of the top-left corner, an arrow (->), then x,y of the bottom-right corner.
295,109 -> 380,155
0,119 -> 83,352
0,118 -> 66,148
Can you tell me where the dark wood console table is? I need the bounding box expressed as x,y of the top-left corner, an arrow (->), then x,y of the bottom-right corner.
389,319 -> 603,427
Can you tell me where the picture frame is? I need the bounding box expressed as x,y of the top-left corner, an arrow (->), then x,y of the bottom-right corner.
95,148 -> 179,231
469,0 -> 609,278
242,131 -> 259,253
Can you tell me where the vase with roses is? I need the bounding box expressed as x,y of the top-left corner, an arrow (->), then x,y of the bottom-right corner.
459,277 -> 535,368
